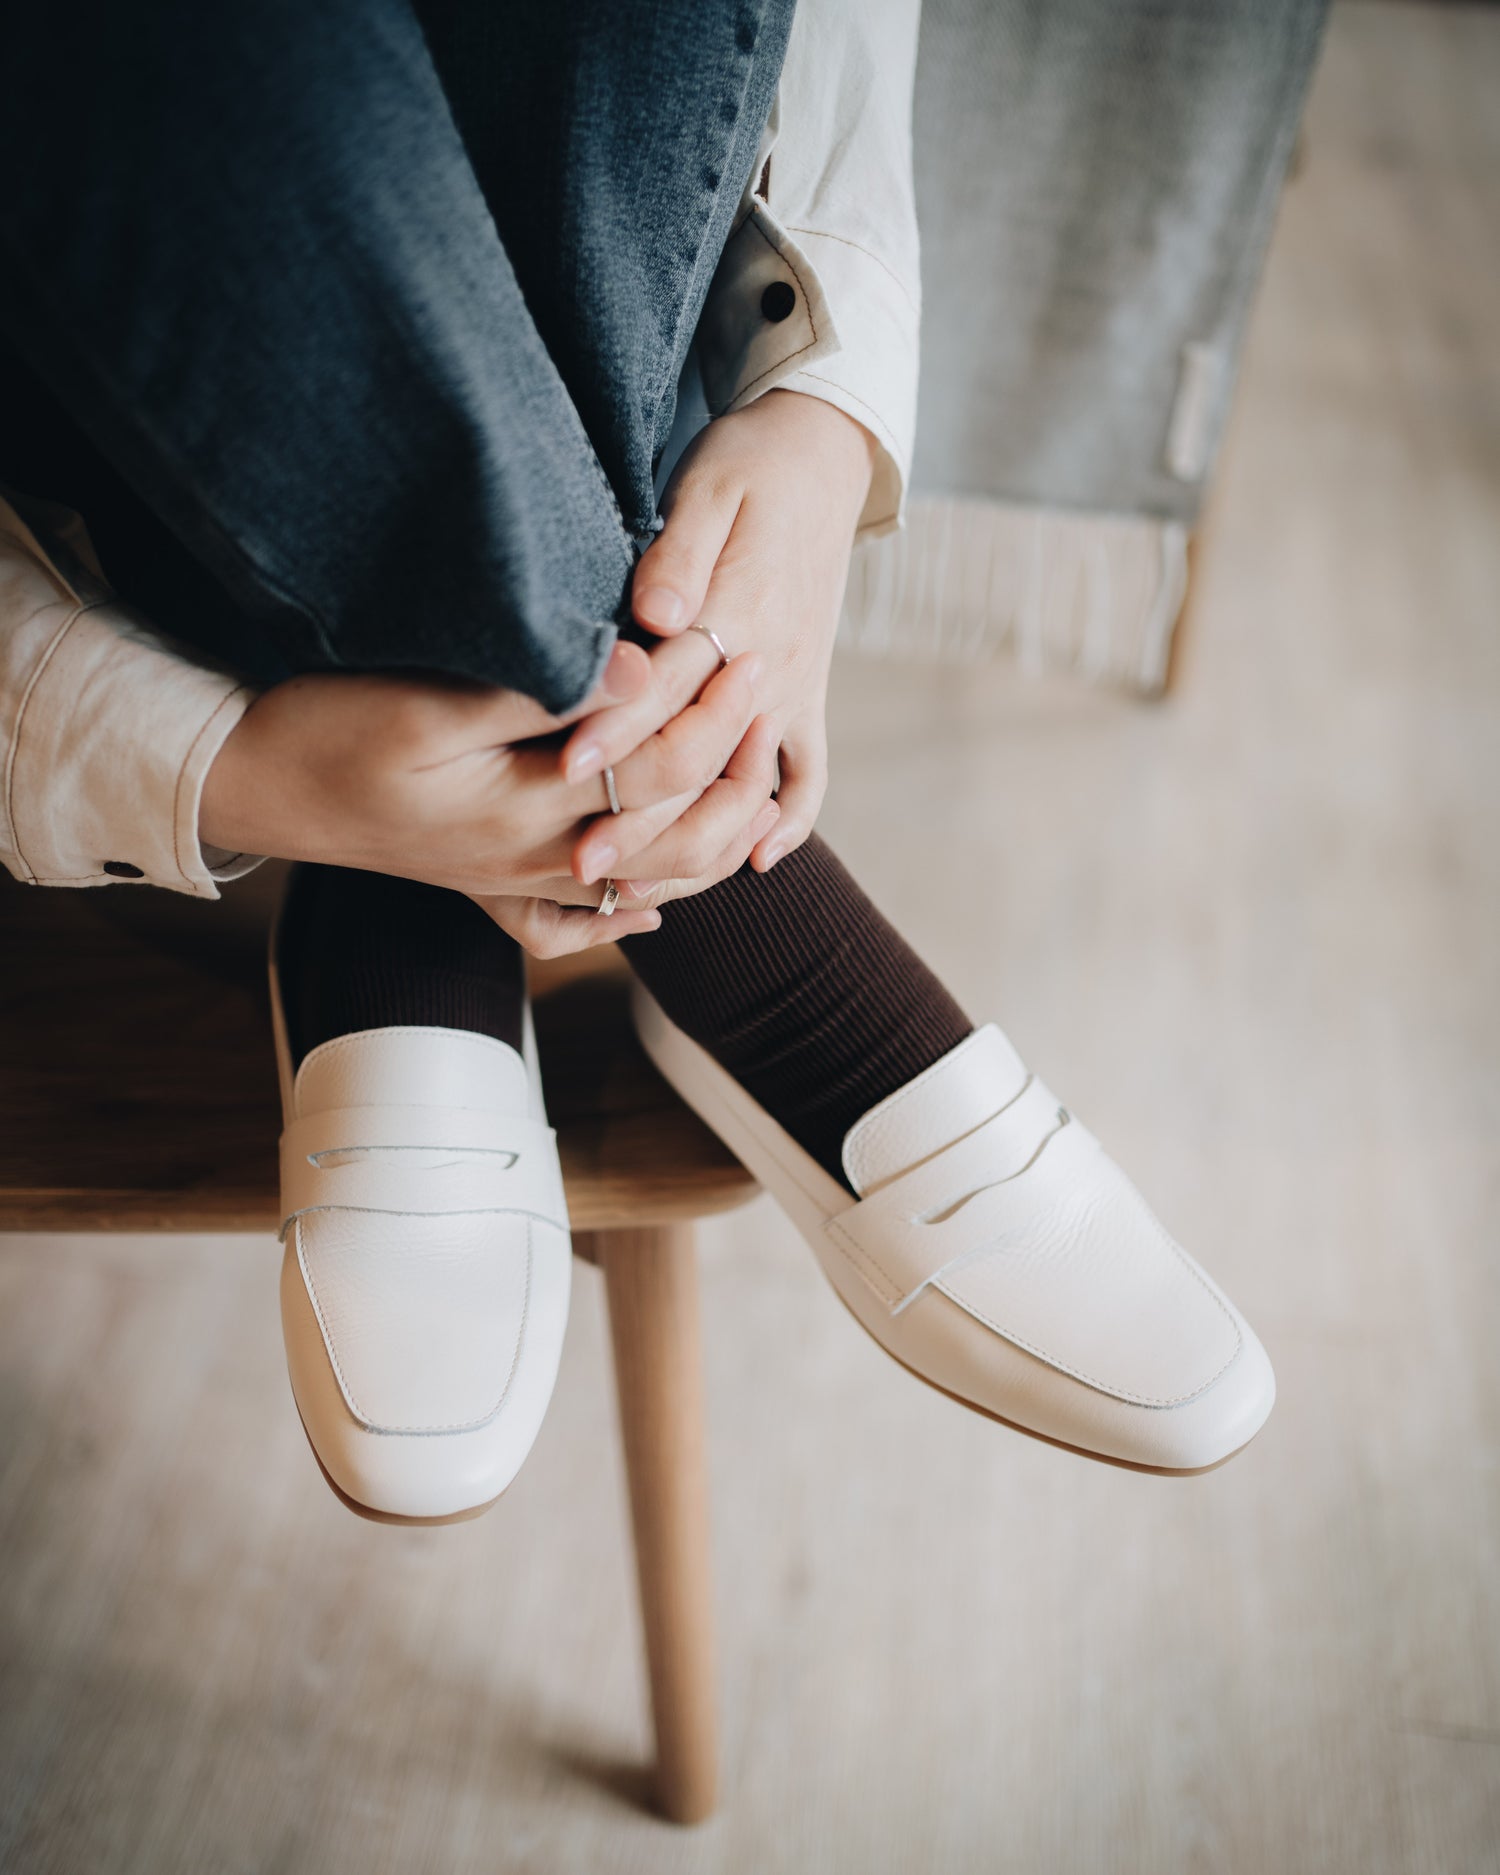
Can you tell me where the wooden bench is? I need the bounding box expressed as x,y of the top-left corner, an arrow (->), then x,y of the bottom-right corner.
0,866 -> 759,1824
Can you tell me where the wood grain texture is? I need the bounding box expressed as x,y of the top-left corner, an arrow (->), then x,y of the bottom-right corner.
591,1228 -> 719,1825
0,869 -> 758,1234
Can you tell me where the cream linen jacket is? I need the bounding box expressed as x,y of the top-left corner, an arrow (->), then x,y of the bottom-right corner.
0,0 -> 920,901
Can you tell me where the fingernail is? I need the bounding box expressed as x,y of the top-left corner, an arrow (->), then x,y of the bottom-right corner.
637,586 -> 686,629
581,841 -> 617,884
567,741 -> 604,783
601,643 -> 639,696
619,879 -> 661,896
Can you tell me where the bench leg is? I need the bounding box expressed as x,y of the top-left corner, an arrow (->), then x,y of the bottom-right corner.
591,1223 -> 718,1825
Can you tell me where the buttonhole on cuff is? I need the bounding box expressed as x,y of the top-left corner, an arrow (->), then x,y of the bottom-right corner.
102,861 -> 145,879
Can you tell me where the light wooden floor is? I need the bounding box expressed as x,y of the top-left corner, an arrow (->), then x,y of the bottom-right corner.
2,5 -> 1497,1870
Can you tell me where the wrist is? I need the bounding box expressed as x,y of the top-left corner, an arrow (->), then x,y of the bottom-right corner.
197,705 -> 261,855
198,690 -> 305,861
763,388 -> 877,509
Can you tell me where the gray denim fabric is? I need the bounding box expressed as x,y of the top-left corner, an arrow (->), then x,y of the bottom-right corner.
0,0 -> 792,711
910,0 -> 1329,522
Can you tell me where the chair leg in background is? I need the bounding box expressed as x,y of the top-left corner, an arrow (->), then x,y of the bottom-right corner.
588,1224 -> 718,1825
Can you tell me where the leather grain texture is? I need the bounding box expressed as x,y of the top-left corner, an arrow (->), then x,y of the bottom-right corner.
274,1002 -> 572,1517
635,987 -> 1274,1472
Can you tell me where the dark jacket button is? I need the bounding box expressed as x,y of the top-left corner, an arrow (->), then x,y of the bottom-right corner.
760,281 -> 796,323
102,861 -> 145,878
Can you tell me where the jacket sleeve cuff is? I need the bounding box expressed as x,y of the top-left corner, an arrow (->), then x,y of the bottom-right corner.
696,203 -> 844,423
694,207 -> 918,541
773,229 -> 920,539
6,599 -> 259,898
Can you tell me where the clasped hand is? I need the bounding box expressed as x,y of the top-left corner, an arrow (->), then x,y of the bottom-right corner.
199,390 -> 875,956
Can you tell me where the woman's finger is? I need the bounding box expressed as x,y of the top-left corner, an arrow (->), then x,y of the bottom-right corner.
577,712 -> 780,886
510,872 -> 687,913
603,650 -> 763,810
561,629 -> 737,785
618,797 -> 781,912
573,708 -> 779,884
752,722 -> 826,870
440,640 -> 653,753
473,891 -> 661,960
631,464 -> 740,635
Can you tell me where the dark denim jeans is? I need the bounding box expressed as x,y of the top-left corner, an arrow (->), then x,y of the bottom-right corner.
0,0 -> 793,709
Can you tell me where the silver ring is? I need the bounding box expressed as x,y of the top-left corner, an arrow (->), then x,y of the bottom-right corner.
597,880 -> 620,917
690,622 -> 730,669
603,765 -> 622,815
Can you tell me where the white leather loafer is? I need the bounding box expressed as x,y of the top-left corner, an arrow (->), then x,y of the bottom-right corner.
634,989 -> 1274,1473
271,963 -> 571,1524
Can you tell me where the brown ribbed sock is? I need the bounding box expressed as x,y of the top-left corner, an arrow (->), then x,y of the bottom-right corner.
620,835 -> 973,1193
275,864 -> 526,1067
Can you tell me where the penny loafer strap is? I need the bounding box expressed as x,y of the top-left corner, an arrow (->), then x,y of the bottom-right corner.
824,1081 -> 1093,1313
279,1107 -> 566,1239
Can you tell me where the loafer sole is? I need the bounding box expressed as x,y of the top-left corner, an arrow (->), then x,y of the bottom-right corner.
826,1285 -> 1259,1476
